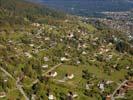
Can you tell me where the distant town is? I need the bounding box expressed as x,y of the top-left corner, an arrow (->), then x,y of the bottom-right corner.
0,0 -> 133,100
101,11 -> 133,35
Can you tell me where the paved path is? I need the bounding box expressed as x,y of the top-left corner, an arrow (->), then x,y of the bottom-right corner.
16,83 -> 29,100
0,63 -> 62,99
0,67 -> 29,100
111,80 -> 128,100
42,63 -> 62,76
0,67 -> 15,79
26,63 -> 62,87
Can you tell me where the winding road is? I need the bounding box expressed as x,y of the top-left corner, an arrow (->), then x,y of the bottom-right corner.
42,63 -> 62,76
111,80 -> 128,100
0,67 -> 29,100
25,63 -> 62,87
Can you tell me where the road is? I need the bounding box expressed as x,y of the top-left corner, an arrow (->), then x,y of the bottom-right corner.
0,63 -> 62,99
42,63 -> 62,76
0,67 -> 15,80
16,83 -> 29,100
111,54 -> 126,100
111,80 -> 128,100
0,67 -> 29,100
25,63 -> 62,87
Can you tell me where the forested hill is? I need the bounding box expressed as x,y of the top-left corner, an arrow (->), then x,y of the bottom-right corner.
0,0 -> 66,28
32,0 -> 133,17
0,0 -> 133,100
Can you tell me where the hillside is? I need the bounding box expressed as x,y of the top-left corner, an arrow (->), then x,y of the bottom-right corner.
0,0 -> 66,30
0,0 -> 133,100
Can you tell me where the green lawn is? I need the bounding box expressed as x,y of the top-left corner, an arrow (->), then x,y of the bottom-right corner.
50,64 -> 128,100
55,64 -> 127,83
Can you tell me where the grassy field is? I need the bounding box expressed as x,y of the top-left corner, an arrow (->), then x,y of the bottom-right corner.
49,64 -> 128,100
55,64 -> 127,83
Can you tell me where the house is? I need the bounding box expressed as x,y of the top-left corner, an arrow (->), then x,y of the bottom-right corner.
106,94 -> 111,100
64,19 -> 69,22
31,94 -> 37,100
115,81 -> 133,97
33,49 -> 39,54
57,80 -> 65,83
67,45 -> 71,49
65,52 -> 69,56
67,33 -> 74,38
82,43 -> 87,48
86,84 -> 90,90
77,44 -> 82,49
60,39 -> 63,42
106,80 -> 114,85
98,81 -> 105,92
93,37 -> 99,41
86,82 -> 94,90
82,51 -> 87,55
78,30 -> 81,33
0,92 -> 6,98
36,36 -> 42,39
60,57 -> 70,62
42,65 -> 49,69
18,72 -> 25,82
66,95 -> 73,100
24,52 -> 32,58
126,66 -> 130,70
45,37 -> 50,41
29,44 -> 34,47
48,94 -> 56,100
14,47 -> 17,50
108,55 -> 113,59
108,42 -> 113,46
67,92 -> 78,99
8,40 -> 13,43
105,49 -> 109,52
32,23 -> 40,27
49,71 -> 57,77
99,83 -> 105,91
72,94 -> 78,98
106,55 -> 113,61
65,73 -> 74,80
76,60 -> 81,65
4,79 -> 8,82
44,57 -> 49,62
117,87 -> 126,96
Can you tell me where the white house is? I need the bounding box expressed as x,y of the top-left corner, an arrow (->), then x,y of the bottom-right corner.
76,60 -> 81,64
42,65 -> 49,69
24,52 -> 32,58
66,73 -> 74,80
0,92 -> 6,98
32,23 -> 40,27
99,83 -> 105,92
44,57 -> 49,62
67,33 -> 74,38
31,94 -> 36,100
29,44 -> 34,47
49,72 -> 58,77
72,93 -> 78,98
60,57 -> 70,62
45,37 -> 50,41
82,51 -> 87,55
106,80 -> 114,85
67,92 -> 78,99
48,94 -> 56,100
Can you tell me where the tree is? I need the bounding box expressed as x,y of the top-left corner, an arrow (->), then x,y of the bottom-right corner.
125,90 -> 133,100
82,70 -> 92,80
128,69 -> 133,77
